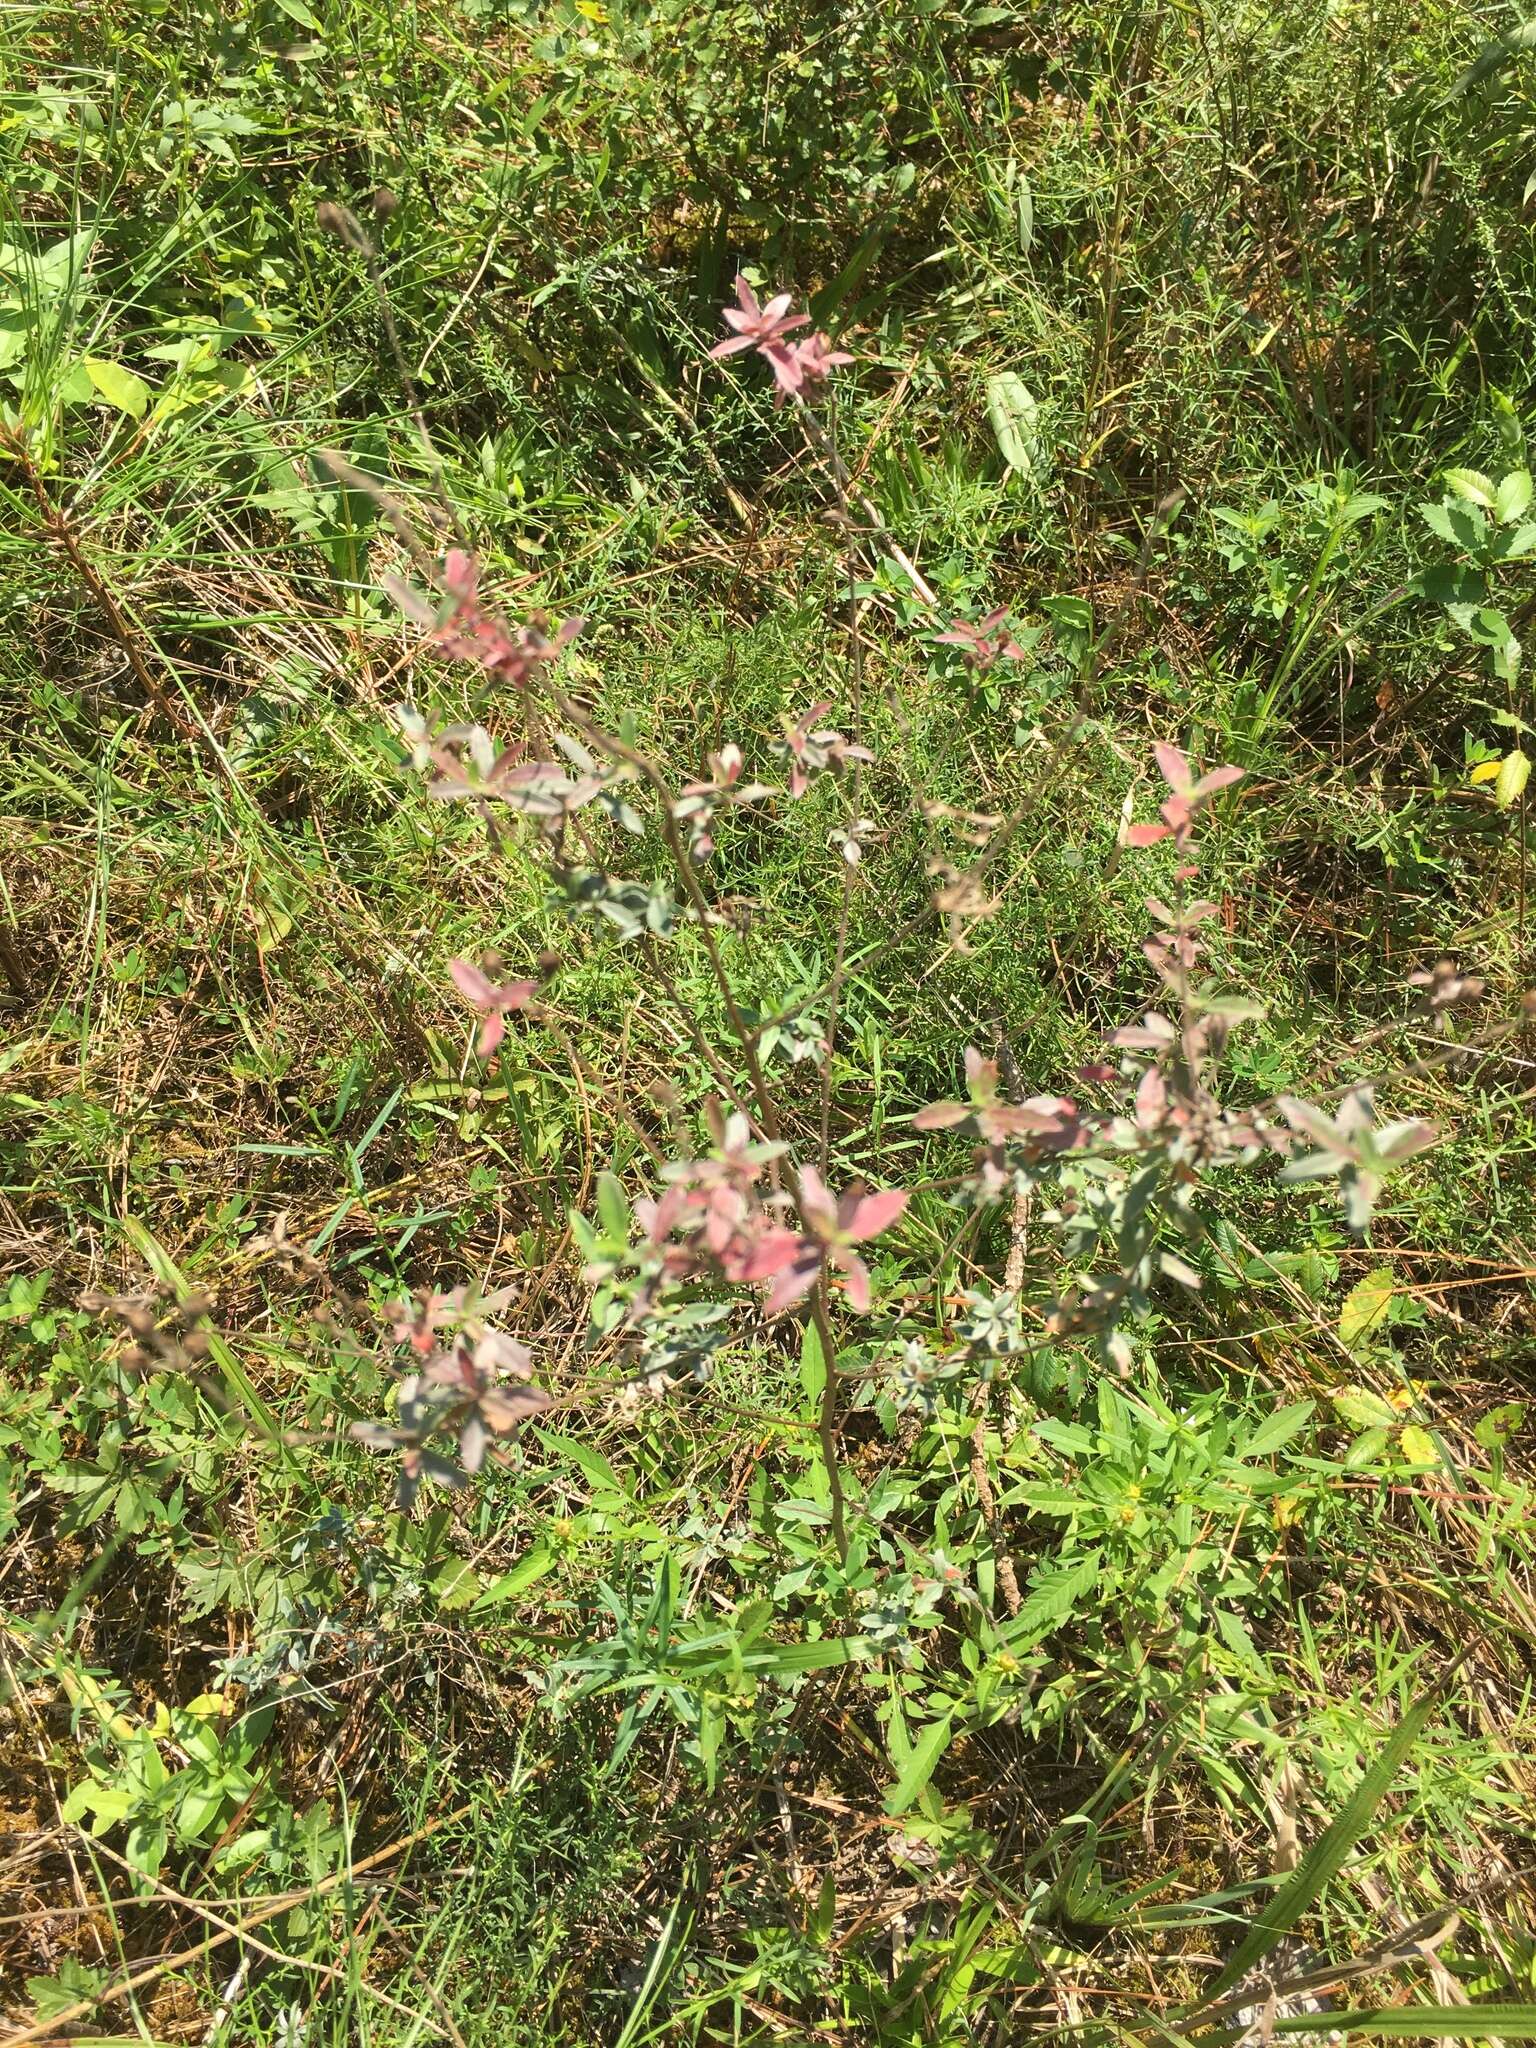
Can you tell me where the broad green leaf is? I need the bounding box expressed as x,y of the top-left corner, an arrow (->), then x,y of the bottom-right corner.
432,1555 -> 483,1610
1451,16 -> 1536,97
474,1543 -> 556,1608
1338,1268 -> 1394,1347
57,358 -> 94,403
25,1958 -> 107,2023
1331,1384 -> 1396,1431
1188,1685 -> 1439,2010
1343,1423 -> 1392,1469
1496,469 -> 1534,523
799,1318 -> 826,1412
595,1171 -> 630,1240
1475,1402 -> 1525,1450
274,0 -> 323,25
813,1868 -> 837,1941
0,229 -> 97,298
82,357 -> 149,418
1496,749 -> 1531,807
1238,1399 -> 1315,1462
986,371 -> 1041,477
886,1709 -> 956,1814
744,1635 -> 874,1674
1444,466 -> 1496,509
1418,502 -> 1463,547
177,1781 -> 229,1837
1337,490 -> 1389,526
1447,601 -> 1513,650
534,1429 -> 627,1498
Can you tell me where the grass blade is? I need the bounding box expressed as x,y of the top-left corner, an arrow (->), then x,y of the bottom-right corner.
1186,1687 -> 1438,2013
1277,2009 -> 1536,2039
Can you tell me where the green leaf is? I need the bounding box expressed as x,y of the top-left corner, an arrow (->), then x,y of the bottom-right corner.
886,1709 -> 957,1814
58,358 -> 95,403
1496,470 -> 1534,523
1278,2007 -> 1536,2039
1238,1399 -> 1315,1462
1338,1268 -> 1394,1347
1474,1402 -> 1525,1451
743,1635 -> 874,1675
1015,169 -> 1034,252
985,371 -> 1041,478
1496,749 -> 1531,807
432,1554 -> 483,1610
595,1171 -> 630,1241
813,1867 -> 837,1942
274,0 -> 323,25
1450,15 -> 1536,97
1331,1385 -> 1397,1431
82,357 -> 149,418
1447,601 -> 1513,650
799,1319 -> 826,1413
1187,1686 -> 1439,2011
1343,1424 -> 1392,1469
534,1429 -> 627,1499
474,1542 -> 556,1608
1398,1425 -> 1437,1467
1009,1548 -> 1101,1646
177,1779 -> 230,1837
1444,466 -> 1496,509
1496,522 -> 1536,559
26,1958 -> 106,2022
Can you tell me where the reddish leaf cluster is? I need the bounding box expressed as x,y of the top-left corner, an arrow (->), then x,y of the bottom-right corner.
932,609 -> 1027,673
634,1108 -> 907,1316
672,744 -> 776,858
915,1048 -> 1083,1198
387,548 -> 582,687
354,1286 -> 550,1507
772,701 -> 872,798
1125,742 -> 1243,860
709,276 -> 854,405
449,957 -> 538,1058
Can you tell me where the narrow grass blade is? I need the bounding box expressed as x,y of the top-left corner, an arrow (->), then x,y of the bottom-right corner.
1277,2009 -> 1536,2039
1186,1687 -> 1438,2012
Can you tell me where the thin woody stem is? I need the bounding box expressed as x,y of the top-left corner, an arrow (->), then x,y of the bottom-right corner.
5,427 -> 230,785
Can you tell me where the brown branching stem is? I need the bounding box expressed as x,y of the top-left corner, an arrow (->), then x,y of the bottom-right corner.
4,427 -> 230,785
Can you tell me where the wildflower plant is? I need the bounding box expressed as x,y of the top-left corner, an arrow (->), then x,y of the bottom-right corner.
323,260 -> 1476,1815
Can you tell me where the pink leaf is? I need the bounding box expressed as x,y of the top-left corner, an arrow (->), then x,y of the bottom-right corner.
838,1252 -> 872,1314
733,1228 -> 805,1283
480,1383 -> 552,1432
1126,822 -> 1172,846
763,1259 -> 819,1316
796,1164 -> 834,1227
914,1102 -> 969,1130
441,549 -> 479,601
844,1189 -> 908,1241
450,957 -> 494,1006
1153,741 -> 1191,793
1191,763 -> 1244,801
